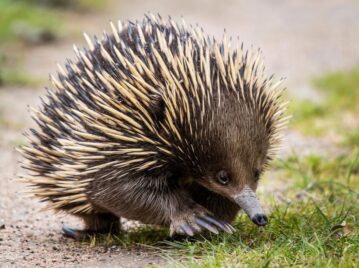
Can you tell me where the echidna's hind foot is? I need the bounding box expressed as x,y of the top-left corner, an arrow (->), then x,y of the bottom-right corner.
63,213 -> 121,240
62,226 -> 88,240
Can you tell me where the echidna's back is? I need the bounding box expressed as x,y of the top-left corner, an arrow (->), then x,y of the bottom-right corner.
20,15 -> 197,213
20,14 -> 287,214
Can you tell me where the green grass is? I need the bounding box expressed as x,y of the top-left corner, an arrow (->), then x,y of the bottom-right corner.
0,0 -> 107,86
289,100 -> 328,136
84,153 -> 359,267
0,0 -> 105,43
273,153 -> 359,189
0,67 -> 40,87
0,0 -> 60,43
313,68 -> 359,111
343,131 -> 359,148
290,67 -> 359,147
165,153 -> 359,267
20,0 -> 106,11
0,52 -> 41,86
0,0 -> 60,86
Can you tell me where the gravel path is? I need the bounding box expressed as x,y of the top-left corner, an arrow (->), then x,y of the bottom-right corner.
1,1 -> 359,267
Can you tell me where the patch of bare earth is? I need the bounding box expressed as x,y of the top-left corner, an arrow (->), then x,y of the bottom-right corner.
1,0 -> 359,267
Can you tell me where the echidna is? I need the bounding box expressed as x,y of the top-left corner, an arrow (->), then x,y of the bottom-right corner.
19,14 -> 289,239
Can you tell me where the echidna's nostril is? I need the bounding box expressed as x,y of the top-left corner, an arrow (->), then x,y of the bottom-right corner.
251,214 -> 268,226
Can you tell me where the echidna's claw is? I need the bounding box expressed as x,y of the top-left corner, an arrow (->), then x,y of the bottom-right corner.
222,221 -> 236,232
180,223 -> 195,236
200,215 -> 233,233
195,218 -> 219,234
170,207 -> 233,236
62,225 -> 87,240
175,228 -> 185,236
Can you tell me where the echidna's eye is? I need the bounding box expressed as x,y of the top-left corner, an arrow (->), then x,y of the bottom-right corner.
254,169 -> 260,182
216,170 -> 230,185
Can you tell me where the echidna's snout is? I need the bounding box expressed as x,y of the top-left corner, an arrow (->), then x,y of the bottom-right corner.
251,213 -> 268,226
233,186 -> 268,227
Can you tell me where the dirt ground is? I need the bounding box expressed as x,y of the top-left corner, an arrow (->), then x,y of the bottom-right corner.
1,0 -> 359,267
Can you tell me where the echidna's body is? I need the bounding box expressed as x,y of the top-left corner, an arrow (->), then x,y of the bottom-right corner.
20,14 -> 288,237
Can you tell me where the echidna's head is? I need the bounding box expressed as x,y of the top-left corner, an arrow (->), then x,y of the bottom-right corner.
193,95 -> 273,226
160,48 -> 288,227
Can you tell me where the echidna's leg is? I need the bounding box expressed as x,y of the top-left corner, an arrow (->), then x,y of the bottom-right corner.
63,213 -> 120,240
168,201 -> 233,236
188,183 -> 240,223
87,175 -> 232,236
83,213 -> 121,233
167,190 -> 236,236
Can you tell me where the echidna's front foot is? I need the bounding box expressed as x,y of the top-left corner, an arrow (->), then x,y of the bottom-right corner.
170,207 -> 235,236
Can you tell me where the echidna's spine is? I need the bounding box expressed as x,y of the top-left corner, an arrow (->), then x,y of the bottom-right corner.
19,14 -> 289,214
